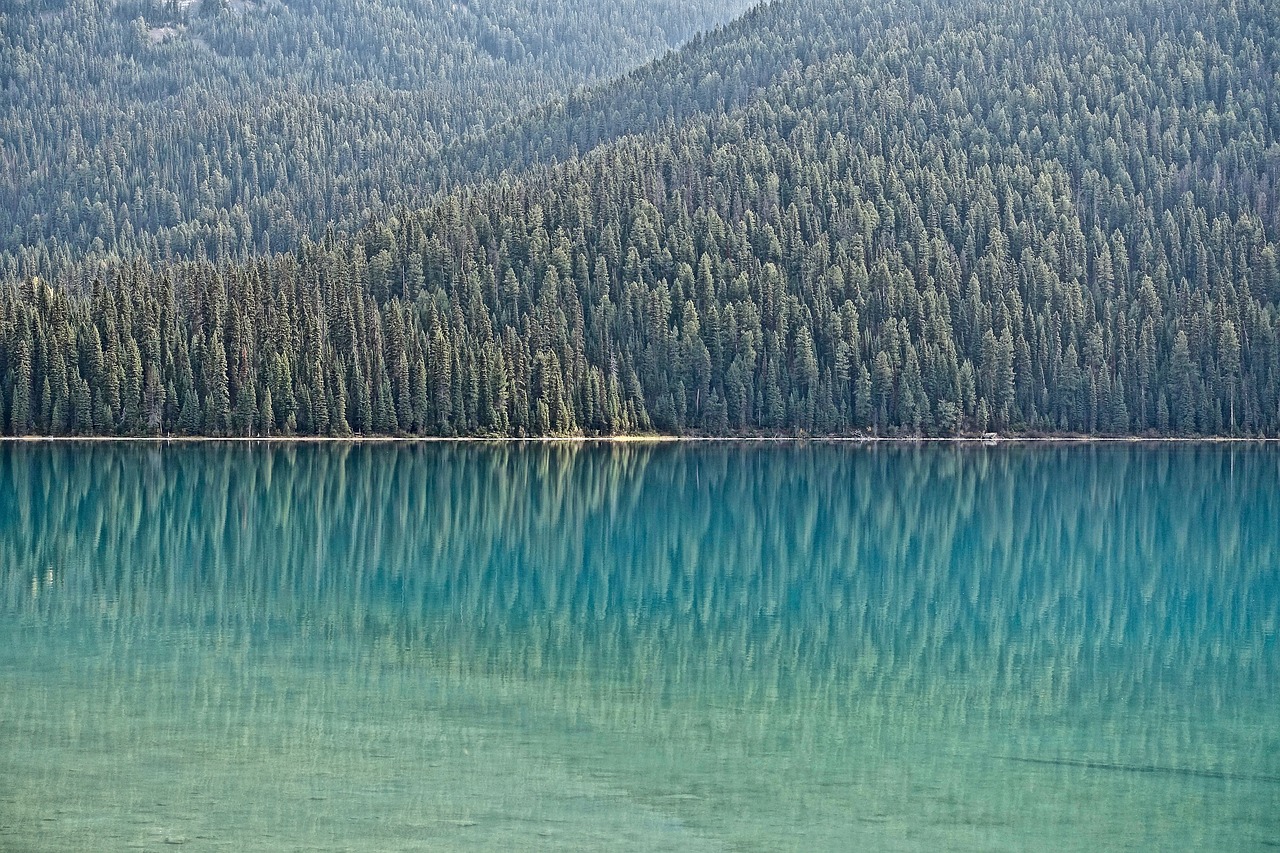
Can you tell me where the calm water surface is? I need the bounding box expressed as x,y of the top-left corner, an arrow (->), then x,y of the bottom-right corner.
1,443 -> 1277,851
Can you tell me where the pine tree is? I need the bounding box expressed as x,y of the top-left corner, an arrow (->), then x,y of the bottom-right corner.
205,329 -> 231,435
10,337 -> 33,435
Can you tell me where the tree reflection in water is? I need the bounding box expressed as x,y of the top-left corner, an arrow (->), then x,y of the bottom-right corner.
1,443 -> 1277,850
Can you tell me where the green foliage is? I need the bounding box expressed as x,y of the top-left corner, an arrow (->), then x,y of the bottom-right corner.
2,0 -> 1279,436
0,0 -> 750,268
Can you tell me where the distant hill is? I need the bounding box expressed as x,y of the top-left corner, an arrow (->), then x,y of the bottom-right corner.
0,0 -> 752,268
2,0 -> 1278,437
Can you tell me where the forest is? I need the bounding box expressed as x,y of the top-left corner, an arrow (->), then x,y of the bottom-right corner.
0,0 -> 751,266
1,0 -> 1278,437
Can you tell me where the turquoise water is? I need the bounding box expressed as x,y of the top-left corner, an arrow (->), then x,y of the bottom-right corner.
0,443 -> 1277,851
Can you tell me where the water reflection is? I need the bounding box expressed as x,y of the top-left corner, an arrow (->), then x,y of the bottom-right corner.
1,443 -> 1277,850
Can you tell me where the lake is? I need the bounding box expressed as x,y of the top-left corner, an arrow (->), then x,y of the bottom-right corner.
1,442 -> 1277,850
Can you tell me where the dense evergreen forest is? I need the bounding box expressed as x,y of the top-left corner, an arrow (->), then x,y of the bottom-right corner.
0,0 -> 751,266
2,0 -> 1279,437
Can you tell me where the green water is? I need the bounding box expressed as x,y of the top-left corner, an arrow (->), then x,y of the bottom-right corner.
0,443 -> 1276,851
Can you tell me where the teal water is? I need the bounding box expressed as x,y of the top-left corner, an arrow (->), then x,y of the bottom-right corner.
1,443 -> 1277,851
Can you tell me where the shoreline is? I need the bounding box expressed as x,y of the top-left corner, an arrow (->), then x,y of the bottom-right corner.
1,435 -> 1279,444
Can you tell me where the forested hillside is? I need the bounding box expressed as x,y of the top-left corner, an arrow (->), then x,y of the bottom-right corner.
0,0 -> 751,268
2,0 -> 1279,437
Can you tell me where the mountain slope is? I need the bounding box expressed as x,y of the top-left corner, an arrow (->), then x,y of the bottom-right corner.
0,0 -> 752,268
2,0 -> 1279,437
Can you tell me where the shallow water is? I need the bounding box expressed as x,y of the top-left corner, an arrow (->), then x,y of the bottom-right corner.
1,443 -> 1277,851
